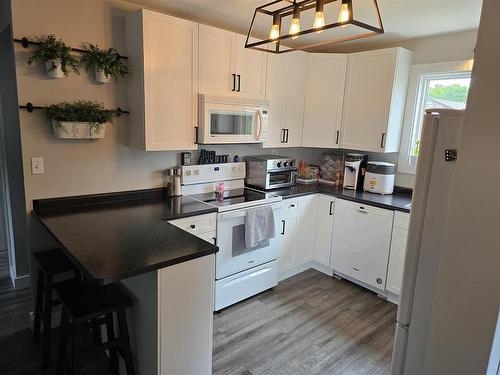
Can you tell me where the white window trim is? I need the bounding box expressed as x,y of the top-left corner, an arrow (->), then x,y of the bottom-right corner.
398,59 -> 474,174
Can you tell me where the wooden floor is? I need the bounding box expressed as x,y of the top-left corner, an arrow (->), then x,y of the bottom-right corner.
213,269 -> 397,375
0,261 -> 396,375
0,250 -> 32,337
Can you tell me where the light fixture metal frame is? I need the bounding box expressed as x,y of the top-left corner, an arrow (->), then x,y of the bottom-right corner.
245,0 -> 384,54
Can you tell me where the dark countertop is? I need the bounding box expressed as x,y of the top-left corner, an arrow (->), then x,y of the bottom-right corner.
33,188 -> 218,285
270,183 -> 412,213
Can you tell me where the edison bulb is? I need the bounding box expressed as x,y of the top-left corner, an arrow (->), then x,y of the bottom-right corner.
338,2 -> 350,23
313,11 -> 325,33
269,24 -> 280,42
289,17 -> 300,39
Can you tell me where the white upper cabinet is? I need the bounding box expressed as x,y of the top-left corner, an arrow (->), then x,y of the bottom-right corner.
302,54 -> 348,148
264,51 -> 308,148
125,9 -> 198,151
199,25 -> 236,96
199,25 -> 267,99
340,47 -> 412,152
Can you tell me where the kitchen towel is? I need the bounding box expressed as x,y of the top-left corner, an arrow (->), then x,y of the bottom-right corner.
245,206 -> 276,249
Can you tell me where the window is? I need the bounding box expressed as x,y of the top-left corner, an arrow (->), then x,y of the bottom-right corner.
398,60 -> 474,174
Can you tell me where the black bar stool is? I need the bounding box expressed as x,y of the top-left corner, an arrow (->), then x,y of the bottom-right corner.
54,279 -> 136,375
33,248 -> 80,369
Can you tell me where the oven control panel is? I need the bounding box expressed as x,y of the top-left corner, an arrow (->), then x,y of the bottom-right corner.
181,162 -> 245,185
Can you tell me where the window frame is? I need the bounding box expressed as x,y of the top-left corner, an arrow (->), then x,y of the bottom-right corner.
398,60 -> 474,174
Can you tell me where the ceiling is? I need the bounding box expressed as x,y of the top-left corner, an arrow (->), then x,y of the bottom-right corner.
124,0 -> 482,52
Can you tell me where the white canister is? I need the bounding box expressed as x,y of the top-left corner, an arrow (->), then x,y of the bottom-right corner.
363,162 -> 395,194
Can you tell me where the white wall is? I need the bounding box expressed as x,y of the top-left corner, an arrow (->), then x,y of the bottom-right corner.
420,0 -> 500,373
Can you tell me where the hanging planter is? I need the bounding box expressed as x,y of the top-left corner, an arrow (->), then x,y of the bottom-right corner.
27,34 -> 80,78
46,101 -> 114,140
81,43 -> 129,84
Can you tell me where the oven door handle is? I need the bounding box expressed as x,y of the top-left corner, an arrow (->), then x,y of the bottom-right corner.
218,204 -> 279,221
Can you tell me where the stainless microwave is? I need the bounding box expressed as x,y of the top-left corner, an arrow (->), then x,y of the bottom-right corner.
198,94 -> 269,144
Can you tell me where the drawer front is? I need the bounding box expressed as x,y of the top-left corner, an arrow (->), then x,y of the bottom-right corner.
394,211 -> 410,230
197,231 -> 217,245
280,195 -> 316,214
336,198 -> 394,218
169,213 -> 216,235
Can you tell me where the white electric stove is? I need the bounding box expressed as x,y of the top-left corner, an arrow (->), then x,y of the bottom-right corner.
181,162 -> 283,311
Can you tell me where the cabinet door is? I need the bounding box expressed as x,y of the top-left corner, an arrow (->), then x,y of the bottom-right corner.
341,48 -> 411,152
199,25 -> 237,96
313,194 -> 335,267
302,54 -> 347,148
264,53 -> 287,148
278,214 -> 299,272
331,199 -> 393,290
143,11 -> 198,150
282,51 -> 308,147
235,34 -> 267,99
295,196 -> 317,264
264,51 -> 308,148
386,227 -> 408,296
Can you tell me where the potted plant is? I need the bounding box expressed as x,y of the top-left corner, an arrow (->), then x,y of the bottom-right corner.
27,34 -> 80,78
81,43 -> 129,83
46,101 -> 114,139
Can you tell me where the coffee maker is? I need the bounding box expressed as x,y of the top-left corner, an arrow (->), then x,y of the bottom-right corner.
343,153 -> 368,190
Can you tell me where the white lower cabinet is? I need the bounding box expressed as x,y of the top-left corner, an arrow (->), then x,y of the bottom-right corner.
331,199 -> 394,291
386,211 -> 410,303
277,195 -> 317,278
313,194 -> 336,267
158,254 -> 215,375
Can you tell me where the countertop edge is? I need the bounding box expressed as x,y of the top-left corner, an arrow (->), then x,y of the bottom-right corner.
278,187 -> 411,213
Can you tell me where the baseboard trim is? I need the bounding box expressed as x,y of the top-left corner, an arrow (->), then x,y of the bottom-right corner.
279,260 -> 334,282
10,266 -> 31,290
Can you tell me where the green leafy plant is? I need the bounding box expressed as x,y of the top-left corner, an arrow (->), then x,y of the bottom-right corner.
27,34 -> 80,76
46,101 -> 114,128
81,43 -> 129,80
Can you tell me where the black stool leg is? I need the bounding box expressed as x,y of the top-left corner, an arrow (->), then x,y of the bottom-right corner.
41,274 -> 53,369
117,309 -> 136,375
105,313 -> 119,375
72,321 -> 84,375
33,269 -> 44,344
90,318 -> 102,345
56,308 -> 70,375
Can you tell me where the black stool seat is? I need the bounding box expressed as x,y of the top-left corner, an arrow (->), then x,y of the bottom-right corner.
55,280 -> 136,375
34,248 -> 77,276
33,248 -> 80,370
54,279 -> 132,320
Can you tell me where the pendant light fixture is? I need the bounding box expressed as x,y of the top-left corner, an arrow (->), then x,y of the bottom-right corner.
246,0 -> 384,54
269,14 -> 281,42
289,5 -> 301,39
313,0 -> 326,33
338,0 -> 351,23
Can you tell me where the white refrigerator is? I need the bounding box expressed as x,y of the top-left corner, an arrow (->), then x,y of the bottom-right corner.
390,109 -> 465,375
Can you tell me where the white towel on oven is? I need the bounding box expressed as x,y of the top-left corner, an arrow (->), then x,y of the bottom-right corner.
245,206 -> 276,248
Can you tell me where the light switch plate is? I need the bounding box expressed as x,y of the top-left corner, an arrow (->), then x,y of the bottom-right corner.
31,157 -> 44,175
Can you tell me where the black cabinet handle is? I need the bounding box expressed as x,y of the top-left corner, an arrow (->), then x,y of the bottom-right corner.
381,133 -> 386,148
285,129 -> 289,143
236,74 -> 241,92
290,204 -> 295,208
281,129 -> 285,143
329,201 -> 334,215
336,130 -> 340,145
190,224 -> 196,229
194,126 -> 199,144
281,220 -> 286,235
232,74 -> 236,91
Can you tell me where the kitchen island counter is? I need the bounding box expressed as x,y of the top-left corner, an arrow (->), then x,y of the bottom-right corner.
33,188 -> 218,285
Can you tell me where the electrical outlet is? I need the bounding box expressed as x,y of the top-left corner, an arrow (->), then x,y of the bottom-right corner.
31,157 -> 44,175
